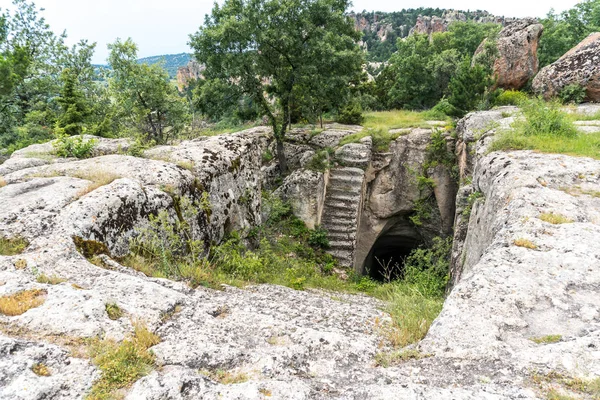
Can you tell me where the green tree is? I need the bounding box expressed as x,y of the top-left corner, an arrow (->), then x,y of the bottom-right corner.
56,68 -> 90,136
539,1 -> 600,68
108,38 -> 188,143
189,0 -> 362,174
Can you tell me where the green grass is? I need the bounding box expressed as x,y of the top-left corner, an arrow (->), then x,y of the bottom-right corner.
539,213 -> 573,225
0,237 -> 28,256
339,110 -> 452,151
531,334 -> 562,344
489,99 -> 600,159
87,323 -> 159,400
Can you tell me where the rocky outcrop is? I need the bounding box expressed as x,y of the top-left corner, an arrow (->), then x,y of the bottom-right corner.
476,19 -> 543,90
533,32 -> 600,101
176,60 -> 204,91
425,106 -> 600,384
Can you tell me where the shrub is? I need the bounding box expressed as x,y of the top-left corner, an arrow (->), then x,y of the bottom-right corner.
517,99 -> 578,138
403,237 -> 452,298
559,84 -> 586,104
495,90 -> 529,106
308,226 -> 330,249
426,98 -> 460,119
53,134 -> 97,158
0,289 -> 47,316
337,102 -> 364,125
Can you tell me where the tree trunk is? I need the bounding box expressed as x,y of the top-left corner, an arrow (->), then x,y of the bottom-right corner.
320,112 -> 323,129
275,137 -> 287,175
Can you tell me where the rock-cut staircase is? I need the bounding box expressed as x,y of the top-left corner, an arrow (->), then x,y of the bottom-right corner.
321,141 -> 372,267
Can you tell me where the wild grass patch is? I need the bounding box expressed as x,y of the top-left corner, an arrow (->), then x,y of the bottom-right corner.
539,213 -> 573,225
36,274 -> 66,285
0,177 -> 6,188
532,371 -> 600,400
200,369 -> 249,385
0,289 -> 47,316
0,237 -> 28,256
74,171 -> 121,197
531,334 -> 562,344
489,98 -> 600,159
375,349 -> 430,367
514,238 -> 537,250
87,323 -> 159,400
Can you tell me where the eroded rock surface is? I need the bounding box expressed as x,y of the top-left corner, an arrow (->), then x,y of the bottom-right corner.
1,118 -> 598,399
477,18 -> 543,90
533,32 -> 600,101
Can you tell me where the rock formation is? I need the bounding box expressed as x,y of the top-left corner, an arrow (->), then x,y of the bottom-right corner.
476,18 -> 544,90
533,32 -> 600,101
176,60 -> 204,91
1,107 -> 600,398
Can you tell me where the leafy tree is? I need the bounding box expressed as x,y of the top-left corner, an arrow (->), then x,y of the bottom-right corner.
539,1 -> 600,68
108,38 -> 188,143
189,0 -> 363,173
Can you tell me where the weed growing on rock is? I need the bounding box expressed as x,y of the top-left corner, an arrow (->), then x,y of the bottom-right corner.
36,274 -> 66,285
0,177 -> 6,188
74,171 -> 121,198
200,369 -> 249,385
375,349 -> 430,367
0,289 -> 46,316
531,334 -> 562,344
307,148 -> 334,172
87,323 -> 159,400
0,237 -> 28,256
539,213 -> 573,225
73,237 -> 111,260
462,191 -> 484,217
514,238 -> 537,250
105,303 -> 123,320
32,363 -> 51,376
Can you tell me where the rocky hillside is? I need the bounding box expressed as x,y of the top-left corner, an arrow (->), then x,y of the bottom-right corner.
1,102 -> 599,398
352,8 -> 503,61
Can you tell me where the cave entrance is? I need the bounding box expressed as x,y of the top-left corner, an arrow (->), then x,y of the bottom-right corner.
363,221 -> 423,282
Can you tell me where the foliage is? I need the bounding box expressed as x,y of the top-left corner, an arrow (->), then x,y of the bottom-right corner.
531,334 -> 562,344
189,0 -> 363,173
514,99 -> 578,138
559,84 -> 587,105
87,323 -> 159,400
402,237 -> 452,298
308,226 -> 330,249
53,134 -> 96,158
0,237 -> 28,255
0,289 -> 46,316
108,38 -> 188,144
55,68 -> 90,136
306,148 -> 333,172
538,0 -> 600,68
494,90 -> 529,106
376,22 -> 500,112
336,101 -> 364,125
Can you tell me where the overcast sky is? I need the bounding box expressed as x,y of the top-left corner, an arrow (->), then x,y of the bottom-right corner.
0,0 -> 582,64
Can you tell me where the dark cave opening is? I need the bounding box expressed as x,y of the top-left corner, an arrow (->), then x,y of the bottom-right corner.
364,228 -> 423,282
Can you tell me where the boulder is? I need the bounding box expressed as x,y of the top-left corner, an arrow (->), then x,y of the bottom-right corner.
533,32 -> 600,101
476,18 -> 543,90
274,169 -> 326,229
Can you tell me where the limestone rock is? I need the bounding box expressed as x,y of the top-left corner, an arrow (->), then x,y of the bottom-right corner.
476,19 -> 543,90
533,32 -> 600,101
275,169 -> 326,229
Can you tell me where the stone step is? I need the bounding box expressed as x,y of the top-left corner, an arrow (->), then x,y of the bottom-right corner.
328,240 -> 355,250
326,188 -> 362,200
321,209 -> 357,221
329,176 -> 364,187
337,157 -> 370,167
327,231 -> 355,240
327,249 -> 354,266
323,221 -> 357,232
330,167 -> 365,177
324,200 -> 357,211
328,192 -> 361,202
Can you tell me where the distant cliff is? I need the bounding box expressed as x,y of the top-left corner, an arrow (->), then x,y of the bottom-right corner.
351,9 -> 503,61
